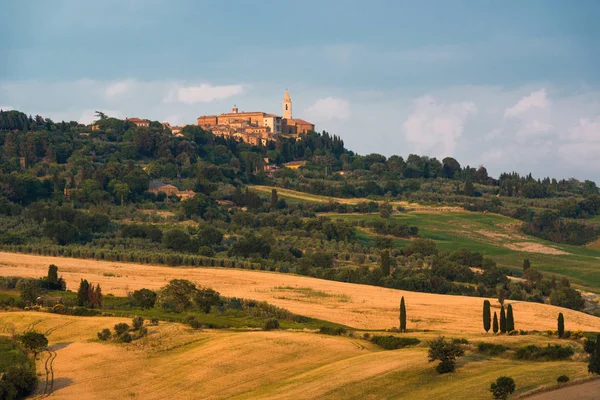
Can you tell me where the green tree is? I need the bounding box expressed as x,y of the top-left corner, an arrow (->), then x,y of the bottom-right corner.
399,296 -> 407,333
557,312 -> 564,338
483,300 -> 491,333
193,287 -> 221,314
156,279 -> 197,312
588,334 -> 600,374
77,279 -> 90,307
20,280 -> 42,304
549,287 -> 585,311
47,264 -> 59,287
113,182 -> 130,206
114,323 -> 130,335
493,312 -> 499,334
270,189 -> 278,210
19,332 -> 48,356
506,304 -> 515,332
490,376 -> 516,400
132,316 -> 144,330
427,336 -> 465,374
523,258 -> 531,271
132,288 -> 157,309
163,229 -> 191,252
379,202 -> 393,218
380,249 -> 391,276
500,305 -> 507,333
464,179 -> 474,196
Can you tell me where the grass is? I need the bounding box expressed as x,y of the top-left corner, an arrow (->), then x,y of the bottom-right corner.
330,212 -> 600,292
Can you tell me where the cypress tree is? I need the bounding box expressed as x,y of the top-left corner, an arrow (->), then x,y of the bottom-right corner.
380,250 -> 391,276
77,279 -> 90,307
506,304 -> 515,332
270,189 -> 278,210
588,334 -> 600,374
399,296 -> 407,333
523,258 -> 531,271
483,300 -> 491,333
493,312 -> 499,334
500,305 -> 507,333
558,313 -> 565,338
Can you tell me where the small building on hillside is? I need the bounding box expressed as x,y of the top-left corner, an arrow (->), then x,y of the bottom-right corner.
149,181 -> 179,196
127,117 -> 151,127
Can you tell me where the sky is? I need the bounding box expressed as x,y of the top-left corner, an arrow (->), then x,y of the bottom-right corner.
1,0 -> 599,181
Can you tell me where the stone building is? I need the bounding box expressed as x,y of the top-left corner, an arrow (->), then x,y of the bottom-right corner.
197,90 -> 314,145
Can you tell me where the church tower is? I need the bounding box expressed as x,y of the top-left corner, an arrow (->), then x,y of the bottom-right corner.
283,89 -> 292,119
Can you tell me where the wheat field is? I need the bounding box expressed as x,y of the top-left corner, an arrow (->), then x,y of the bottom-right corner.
2,252 -> 599,333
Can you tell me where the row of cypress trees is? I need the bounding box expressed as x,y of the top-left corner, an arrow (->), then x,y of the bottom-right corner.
483,300 -> 515,333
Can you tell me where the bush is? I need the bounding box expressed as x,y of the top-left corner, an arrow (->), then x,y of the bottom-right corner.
97,328 -> 111,341
514,344 -> 574,361
428,336 -> 465,374
370,335 -> 420,350
557,375 -> 569,384
114,323 -> 130,335
508,330 -> 519,336
189,319 -> 202,330
138,326 -> 148,338
318,326 -> 346,336
452,338 -> 469,344
150,317 -> 159,325
0,363 -> 37,399
119,332 -> 133,343
477,342 -> 508,356
263,318 -> 280,331
490,376 -> 516,400
132,316 -> 144,330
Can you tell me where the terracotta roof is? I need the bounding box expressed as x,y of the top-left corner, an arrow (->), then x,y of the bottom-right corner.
286,118 -> 313,125
128,117 -> 150,123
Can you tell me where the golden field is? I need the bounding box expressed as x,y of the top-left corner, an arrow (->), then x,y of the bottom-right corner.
1,252 -> 599,334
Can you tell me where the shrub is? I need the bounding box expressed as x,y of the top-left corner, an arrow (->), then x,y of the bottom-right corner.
428,336 -> 465,374
318,326 -> 346,336
452,338 -> 469,344
132,316 -> 144,330
1,363 -> 38,399
189,319 -> 202,330
370,335 -> 420,350
508,330 -> 519,336
490,376 -> 516,400
264,318 -> 280,331
119,332 -> 133,343
514,344 -> 574,361
572,330 -> 584,340
131,288 -> 157,309
151,317 -> 159,325
114,323 -> 130,335
557,375 -> 569,384
97,328 -> 111,341
138,326 -> 148,338
477,342 -> 508,356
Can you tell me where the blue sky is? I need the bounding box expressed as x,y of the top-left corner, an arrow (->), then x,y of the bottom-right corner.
1,0 -> 600,180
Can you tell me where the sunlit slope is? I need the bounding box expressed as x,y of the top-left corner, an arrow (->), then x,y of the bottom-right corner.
0,312 -> 593,400
2,252 -> 599,333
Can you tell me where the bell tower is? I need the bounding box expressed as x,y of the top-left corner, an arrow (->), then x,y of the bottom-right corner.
283,89 -> 292,119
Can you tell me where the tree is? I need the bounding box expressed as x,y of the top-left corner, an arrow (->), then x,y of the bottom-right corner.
522,258 -> 531,271
549,287 -> 585,311
20,280 -> 42,304
156,279 -> 197,312
506,304 -> 515,332
399,296 -> 407,333
193,287 -> 221,313
264,318 -> 280,331
497,287 -> 507,306
19,332 -> 48,356
588,334 -> 600,374
557,313 -> 564,338
493,312 -> 499,333
464,180 -> 474,196
0,363 -> 38,399
113,182 -> 129,206
500,305 -> 507,333
379,202 -> 393,218
114,323 -> 130,335
90,284 -> 102,308
163,229 -> 191,252
77,279 -> 90,307
270,189 -> 278,210
47,264 -> 59,287
483,300 -> 491,333
132,316 -> 144,330
132,288 -> 157,309
490,376 -> 516,400
380,249 -> 391,276
427,336 -> 465,373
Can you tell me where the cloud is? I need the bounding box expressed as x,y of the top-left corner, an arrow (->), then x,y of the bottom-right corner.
167,84 -> 244,104
105,80 -> 135,98
567,117 -> 600,141
519,120 -> 554,136
304,97 -> 350,121
504,88 -> 549,117
403,95 -> 476,157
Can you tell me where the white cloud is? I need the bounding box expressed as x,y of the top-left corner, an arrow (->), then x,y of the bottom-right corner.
403,95 -> 476,157
567,117 -> 600,141
304,97 -> 350,121
519,120 -> 554,136
105,80 -> 135,98
504,88 -> 549,117
167,84 -> 244,104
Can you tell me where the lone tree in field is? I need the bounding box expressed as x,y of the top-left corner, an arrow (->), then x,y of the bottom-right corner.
490,376 -> 516,400
557,313 -> 565,338
483,300 -> 491,333
500,306 -> 507,334
588,334 -> 600,374
399,296 -> 407,333
493,312 -> 499,334
428,336 -> 465,374
506,304 -> 515,332
19,332 -> 48,357
523,258 -> 531,271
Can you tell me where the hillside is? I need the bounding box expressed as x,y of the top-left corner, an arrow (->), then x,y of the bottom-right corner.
2,252 -> 599,333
